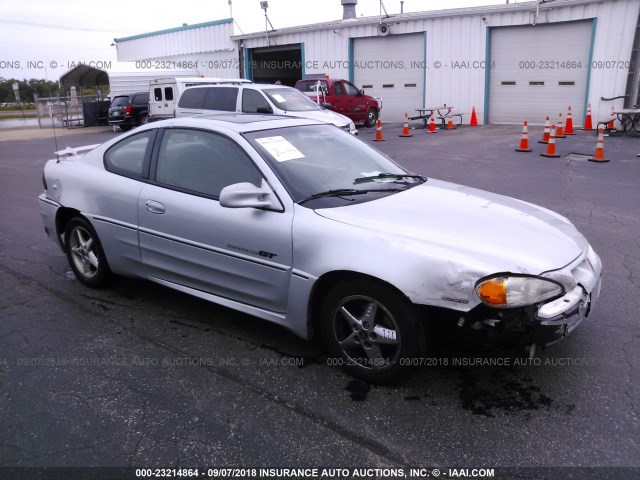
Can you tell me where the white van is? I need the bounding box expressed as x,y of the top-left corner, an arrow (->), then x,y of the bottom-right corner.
149,77 -> 252,122
175,83 -> 358,135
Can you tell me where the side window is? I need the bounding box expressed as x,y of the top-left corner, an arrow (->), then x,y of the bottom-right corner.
164,87 -> 174,101
344,82 -> 359,96
178,88 -> 207,108
133,94 -> 149,105
154,88 -> 163,101
296,82 -> 311,92
155,129 -> 263,198
242,89 -> 272,113
333,82 -> 346,96
203,87 -> 238,111
104,130 -> 154,178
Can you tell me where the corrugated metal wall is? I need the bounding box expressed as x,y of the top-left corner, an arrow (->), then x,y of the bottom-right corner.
114,0 -> 639,123
116,21 -> 239,79
240,0 -> 639,123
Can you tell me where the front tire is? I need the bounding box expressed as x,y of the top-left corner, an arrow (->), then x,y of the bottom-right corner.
65,217 -> 111,288
364,108 -> 378,128
320,278 -> 426,383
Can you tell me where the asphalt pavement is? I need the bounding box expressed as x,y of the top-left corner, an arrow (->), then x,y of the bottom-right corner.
0,122 -> 639,479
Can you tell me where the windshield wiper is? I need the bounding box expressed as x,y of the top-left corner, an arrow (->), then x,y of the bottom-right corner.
298,188 -> 402,205
353,173 -> 427,184
298,189 -> 367,204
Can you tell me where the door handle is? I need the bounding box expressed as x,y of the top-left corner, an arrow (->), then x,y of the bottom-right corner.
145,200 -> 165,214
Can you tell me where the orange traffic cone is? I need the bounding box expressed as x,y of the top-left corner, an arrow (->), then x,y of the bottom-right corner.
469,106 -> 479,126
540,125 -> 560,158
373,119 -> 385,142
588,127 -> 609,163
583,103 -> 593,130
556,113 -> 566,138
446,115 -> 456,130
564,106 -> 575,135
399,113 -> 413,137
539,116 -> 551,144
516,121 -> 532,152
427,114 -> 438,133
607,107 -> 615,130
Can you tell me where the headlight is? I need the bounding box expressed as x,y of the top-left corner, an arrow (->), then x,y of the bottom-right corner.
475,275 -> 563,308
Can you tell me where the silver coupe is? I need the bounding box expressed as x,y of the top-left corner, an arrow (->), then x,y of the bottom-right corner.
39,114 -> 602,381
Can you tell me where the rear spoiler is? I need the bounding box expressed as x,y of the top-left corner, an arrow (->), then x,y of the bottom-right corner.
54,144 -> 101,159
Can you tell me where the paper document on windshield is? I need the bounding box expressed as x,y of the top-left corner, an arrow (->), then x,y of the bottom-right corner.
255,136 -> 305,162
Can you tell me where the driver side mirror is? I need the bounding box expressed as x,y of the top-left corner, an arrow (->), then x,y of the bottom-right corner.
256,106 -> 273,114
219,179 -> 282,210
358,89 -> 365,96
321,102 -> 333,110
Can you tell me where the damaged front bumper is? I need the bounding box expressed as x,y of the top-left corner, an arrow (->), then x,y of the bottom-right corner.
533,278 -> 602,346
454,256 -> 602,349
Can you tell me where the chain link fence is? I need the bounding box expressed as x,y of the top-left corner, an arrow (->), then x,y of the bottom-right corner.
34,92 -> 110,129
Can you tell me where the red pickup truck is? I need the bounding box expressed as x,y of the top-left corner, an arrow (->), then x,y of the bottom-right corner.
295,78 -> 381,128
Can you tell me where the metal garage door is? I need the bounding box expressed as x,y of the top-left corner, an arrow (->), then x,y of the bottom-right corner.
354,33 -> 424,121
489,21 -> 592,124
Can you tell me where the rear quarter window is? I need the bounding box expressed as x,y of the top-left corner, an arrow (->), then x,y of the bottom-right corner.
133,93 -> 149,105
104,130 -> 155,179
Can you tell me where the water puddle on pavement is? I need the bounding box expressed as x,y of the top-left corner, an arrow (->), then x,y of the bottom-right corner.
345,379 -> 371,401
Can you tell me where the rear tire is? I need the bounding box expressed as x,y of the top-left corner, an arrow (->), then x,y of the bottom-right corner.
119,124 -> 132,132
64,217 -> 111,288
320,278 -> 426,383
364,108 -> 378,128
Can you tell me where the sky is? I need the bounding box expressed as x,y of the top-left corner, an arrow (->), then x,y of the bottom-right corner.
0,0 -> 510,81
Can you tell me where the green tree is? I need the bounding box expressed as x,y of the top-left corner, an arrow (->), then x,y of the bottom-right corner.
0,78 -> 61,103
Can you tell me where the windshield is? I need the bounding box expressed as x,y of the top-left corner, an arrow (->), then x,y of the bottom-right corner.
244,125 -> 424,207
262,88 -> 322,112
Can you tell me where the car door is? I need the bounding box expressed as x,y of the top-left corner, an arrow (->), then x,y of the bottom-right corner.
91,129 -> 156,274
343,81 -> 366,121
241,88 -> 273,114
132,93 -> 149,122
151,84 -> 176,119
137,127 -> 293,313
330,81 -> 349,117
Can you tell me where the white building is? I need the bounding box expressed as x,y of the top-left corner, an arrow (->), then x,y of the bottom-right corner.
114,0 -> 640,124
114,19 -> 240,79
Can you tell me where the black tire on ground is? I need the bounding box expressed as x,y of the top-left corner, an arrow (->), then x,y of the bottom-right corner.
119,124 -> 132,132
64,217 -> 112,288
139,114 -> 148,125
364,108 -> 378,128
320,278 -> 427,383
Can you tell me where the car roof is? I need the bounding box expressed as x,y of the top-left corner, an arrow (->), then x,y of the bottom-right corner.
182,83 -> 294,92
144,113 -> 324,133
113,92 -> 148,98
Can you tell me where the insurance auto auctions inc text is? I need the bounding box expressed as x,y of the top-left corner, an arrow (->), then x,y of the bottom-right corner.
198,467 -> 495,478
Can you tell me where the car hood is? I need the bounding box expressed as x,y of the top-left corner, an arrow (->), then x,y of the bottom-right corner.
287,109 -> 351,127
314,179 -> 588,274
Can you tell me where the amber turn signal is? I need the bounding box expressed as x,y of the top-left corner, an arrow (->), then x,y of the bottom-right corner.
477,277 -> 507,305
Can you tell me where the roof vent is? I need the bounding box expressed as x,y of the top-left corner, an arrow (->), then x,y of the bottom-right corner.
341,0 -> 357,20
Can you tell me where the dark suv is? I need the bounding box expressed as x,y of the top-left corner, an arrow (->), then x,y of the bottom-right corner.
108,92 -> 149,131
